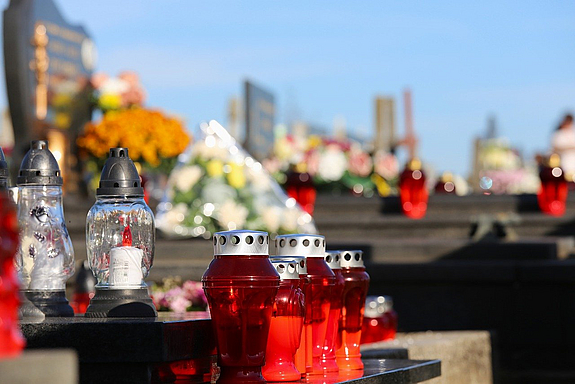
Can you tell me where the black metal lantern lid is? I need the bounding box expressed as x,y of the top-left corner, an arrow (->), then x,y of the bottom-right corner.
0,147 -> 8,180
97,148 -> 144,197
17,140 -> 63,186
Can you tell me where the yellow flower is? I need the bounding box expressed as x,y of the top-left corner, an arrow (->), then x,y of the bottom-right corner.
206,160 -> 224,177
99,94 -> 122,110
372,174 -> 391,197
55,112 -> 71,129
307,135 -> 322,149
226,162 -> 246,189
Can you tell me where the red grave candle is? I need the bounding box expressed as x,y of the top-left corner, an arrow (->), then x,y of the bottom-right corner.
336,250 -> 370,370
538,154 -> 568,216
321,250 -> 345,373
0,191 -> 25,358
271,256 -> 310,377
263,259 -> 305,381
434,172 -> 456,195
275,235 -> 335,375
361,296 -> 398,344
202,231 -> 279,383
399,158 -> 428,219
285,166 -> 317,216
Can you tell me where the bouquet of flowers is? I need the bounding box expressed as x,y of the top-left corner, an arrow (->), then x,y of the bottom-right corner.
156,120 -> 316,238
150,277 -> 207,313
264,132 -> 400,197
77,71 -> 191,192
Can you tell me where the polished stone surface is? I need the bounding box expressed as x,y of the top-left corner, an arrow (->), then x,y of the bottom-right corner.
21,312 -> 214,362
266,359 -> 441,384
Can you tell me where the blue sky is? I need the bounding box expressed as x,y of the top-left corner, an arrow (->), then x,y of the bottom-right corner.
1,1 -> 574,175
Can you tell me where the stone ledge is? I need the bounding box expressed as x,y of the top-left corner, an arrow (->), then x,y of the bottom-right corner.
362,331 -> 492,384
0,349 -> 78,384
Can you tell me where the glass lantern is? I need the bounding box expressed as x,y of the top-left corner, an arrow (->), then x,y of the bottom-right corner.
16,140 -> 74,317
85,148 -> 156,317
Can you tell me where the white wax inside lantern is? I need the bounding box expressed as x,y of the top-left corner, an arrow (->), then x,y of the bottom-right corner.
109,246 -> 144,288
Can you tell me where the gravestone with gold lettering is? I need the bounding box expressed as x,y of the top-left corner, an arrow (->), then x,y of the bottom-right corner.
3,0 -> 95,189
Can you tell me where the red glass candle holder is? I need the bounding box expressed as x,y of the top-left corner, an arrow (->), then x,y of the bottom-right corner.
361,296 -> 398,344
321,250 -> 345,373
538,154 -> 568,216
434,172 -> 456,195
336,250 -> 370,370
271,256 -> 310,377
285,168 -> 317,215
263,259 -> 305,381
0,191 -> 25,358
275,234 -> 335,375
399,158 -> 428,219
202,230 -> 279,383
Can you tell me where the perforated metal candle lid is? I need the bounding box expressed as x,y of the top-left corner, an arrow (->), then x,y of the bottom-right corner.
17,141 -> 62,186
97,148 -> 144,197
275,234 -> 325,257
325,250 -> 342,270
213,230 -> 269,255
271,259 -> 299,280
340,250 -> 365,268
270,255 -> 307,275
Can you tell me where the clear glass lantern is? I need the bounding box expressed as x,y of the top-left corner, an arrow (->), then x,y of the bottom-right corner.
86,195 -> 154,288
85,147 -> 156,317
16,140 -> 74,317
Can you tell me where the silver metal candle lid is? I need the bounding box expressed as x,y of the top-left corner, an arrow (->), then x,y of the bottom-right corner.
0,147 -> 8,189
271,259 -> 299,280
275,234 -> 325,257
97,148 -> 144,197
213,230 -> 269,256
270,255 -> 307,275
17,141 -> 62,186
340,250 -> 365,268
325,250 -> 342,270
364,295 -> 393,318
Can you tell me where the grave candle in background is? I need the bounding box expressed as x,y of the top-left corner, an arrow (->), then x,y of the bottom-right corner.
203,230 -> 279,383
336,250 -> 370,370
538,154 -> 568,216
399,158 -> 428,219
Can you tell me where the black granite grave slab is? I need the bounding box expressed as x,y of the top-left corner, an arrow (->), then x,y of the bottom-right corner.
21,312 -> 215,363
265,359 -> 441,384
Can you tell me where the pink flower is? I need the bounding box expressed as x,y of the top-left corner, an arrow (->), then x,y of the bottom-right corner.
374,151 -> 399,180
91,72 -> 109,89
183,280 -> 207,307
169,296 -> 192,313
348,148 -> 373,177
305,150 -> 320,176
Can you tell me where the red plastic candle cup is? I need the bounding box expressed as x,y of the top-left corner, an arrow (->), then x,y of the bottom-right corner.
399,158 -> 428,219
336,250 -> 370,370
275,234 -> 335,375
202,230 -> 279,383
433,172 -> 456,195
0,191 -> 25,358
285,167 -> 317,216
263,259 -> 305,381
321,250 -> 345,372
361,296 -> 398,344
270,256 -> 309,377
538,154 -> 568,217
